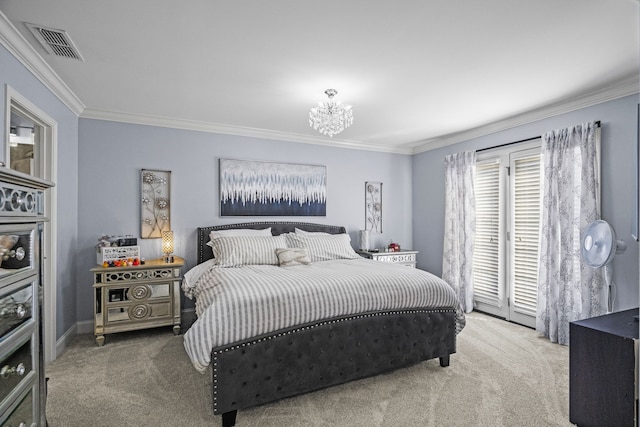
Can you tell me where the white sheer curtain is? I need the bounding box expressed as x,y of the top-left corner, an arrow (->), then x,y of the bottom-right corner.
442,151 -> 476,313
536,121 -> 602,345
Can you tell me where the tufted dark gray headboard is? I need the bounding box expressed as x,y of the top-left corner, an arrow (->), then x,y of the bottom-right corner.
197,221 -> 347,264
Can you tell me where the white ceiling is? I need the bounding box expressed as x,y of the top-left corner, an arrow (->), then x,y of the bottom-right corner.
1,0 -> 638,154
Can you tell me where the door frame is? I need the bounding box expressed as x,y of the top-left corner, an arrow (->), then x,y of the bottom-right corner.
473,140 -> 541,328
5,85 -> 58,363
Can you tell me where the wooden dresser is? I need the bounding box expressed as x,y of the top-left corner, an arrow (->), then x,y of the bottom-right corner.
0,168 -> 53,426
569,308 -> 639,427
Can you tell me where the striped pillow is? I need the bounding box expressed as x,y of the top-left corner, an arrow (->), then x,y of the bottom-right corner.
294,227 -> 330,236
210,235 -> 286,267
206,227 -> 272,248
286,233 -> 359,262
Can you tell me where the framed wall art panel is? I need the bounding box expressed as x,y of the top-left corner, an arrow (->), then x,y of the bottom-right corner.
140,169 -> 171,238
365,181 -> 382,233
219,159 -> 326,216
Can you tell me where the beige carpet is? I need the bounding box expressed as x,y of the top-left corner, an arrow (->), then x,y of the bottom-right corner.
45,312 -> 572,427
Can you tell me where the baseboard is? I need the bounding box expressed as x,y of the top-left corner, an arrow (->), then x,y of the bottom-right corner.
54,323 -> 76,360
53,320 -> 92,360
76,319 -> 94,334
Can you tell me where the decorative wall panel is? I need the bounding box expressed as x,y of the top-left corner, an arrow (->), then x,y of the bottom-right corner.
220,159 -> 326,216
140,169 -> 171,238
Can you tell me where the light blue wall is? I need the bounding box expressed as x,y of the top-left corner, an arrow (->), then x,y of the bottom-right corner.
0,44 -> 80,338
77,119 -> 413,322
413,94 -> 640,312
3,39 -> 638,338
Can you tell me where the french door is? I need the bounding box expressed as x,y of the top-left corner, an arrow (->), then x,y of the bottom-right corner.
472,143 -> 541,328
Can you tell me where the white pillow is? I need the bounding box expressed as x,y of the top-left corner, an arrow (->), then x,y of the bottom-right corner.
206,227 -> 272,247
286,233 -> 359,262
210,235 -> 286,267
294,227 -> 330,236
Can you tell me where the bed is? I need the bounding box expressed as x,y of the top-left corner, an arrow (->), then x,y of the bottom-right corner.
182,221 -> 465,427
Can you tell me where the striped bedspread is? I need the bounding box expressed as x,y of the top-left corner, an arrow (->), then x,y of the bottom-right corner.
182,258 -> 465,373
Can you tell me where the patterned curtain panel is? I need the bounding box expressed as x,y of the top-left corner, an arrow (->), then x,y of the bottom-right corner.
536,121 -> 603,345
442,151 -> 476,313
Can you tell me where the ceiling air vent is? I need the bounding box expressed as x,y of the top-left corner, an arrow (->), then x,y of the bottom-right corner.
25,23 -> 84,61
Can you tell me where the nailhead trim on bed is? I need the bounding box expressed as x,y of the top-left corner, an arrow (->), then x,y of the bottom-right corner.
196,222 -> 458,423
210,308 -> 456,413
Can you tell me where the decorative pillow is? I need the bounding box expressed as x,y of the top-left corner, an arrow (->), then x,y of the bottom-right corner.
286,233 -> 359,262
206,227 -> 272,247
210,235 -> 286,267
275,248 -> 311,266
294,227 -> 330,236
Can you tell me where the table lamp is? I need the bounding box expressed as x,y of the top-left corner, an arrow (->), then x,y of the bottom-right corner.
161,230 -> 174,263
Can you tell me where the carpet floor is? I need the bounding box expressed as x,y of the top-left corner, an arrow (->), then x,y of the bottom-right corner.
45,312 -> 572,426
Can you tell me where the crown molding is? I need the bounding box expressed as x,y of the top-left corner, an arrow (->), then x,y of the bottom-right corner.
411,75 -> 640,154
3,9 -> 636,156
0,11 -> 84,115
80,108 -> 414,155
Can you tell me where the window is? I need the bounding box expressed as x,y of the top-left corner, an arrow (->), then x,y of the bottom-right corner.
8,110 -> 42,176
5,87 -> 48,179
472,141 -> 541,328
473,160 -> 504,306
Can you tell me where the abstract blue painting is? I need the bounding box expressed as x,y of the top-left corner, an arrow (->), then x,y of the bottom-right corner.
219,159 -> 327,216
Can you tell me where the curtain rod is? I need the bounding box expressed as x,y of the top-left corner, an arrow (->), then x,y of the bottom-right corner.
476,120 -> 601,153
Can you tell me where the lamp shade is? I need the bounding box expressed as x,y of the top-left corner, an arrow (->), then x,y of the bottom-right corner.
161,230 -> 174,255
359,230 -> 370,251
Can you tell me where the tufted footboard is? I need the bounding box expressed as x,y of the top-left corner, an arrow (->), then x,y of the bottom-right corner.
211,308 -> 457,426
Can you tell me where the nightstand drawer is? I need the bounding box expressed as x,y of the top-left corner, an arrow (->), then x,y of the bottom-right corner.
375,253 -> 416,264
106,301 -> 171,323
96,266 -> 178,285
106,283 -> 171,303
356,250 -> 418,267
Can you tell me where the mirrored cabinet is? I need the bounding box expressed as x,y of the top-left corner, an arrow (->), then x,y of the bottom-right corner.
91,257 -> 184,346
0,168 -> 53,427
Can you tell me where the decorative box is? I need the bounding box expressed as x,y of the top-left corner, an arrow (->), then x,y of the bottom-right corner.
96,246 -> 140,265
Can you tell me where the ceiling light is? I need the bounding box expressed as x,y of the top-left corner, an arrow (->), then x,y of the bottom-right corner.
309,89 -> 353,137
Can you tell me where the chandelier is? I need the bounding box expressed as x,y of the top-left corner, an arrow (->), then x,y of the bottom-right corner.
309,89 -> 353,137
